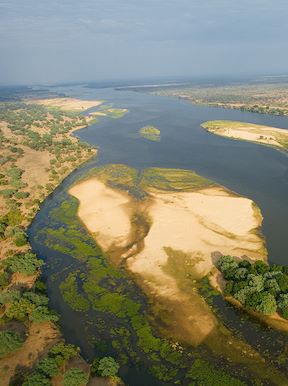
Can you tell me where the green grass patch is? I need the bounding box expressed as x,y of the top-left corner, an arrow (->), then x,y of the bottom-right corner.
139,126 -> 161,141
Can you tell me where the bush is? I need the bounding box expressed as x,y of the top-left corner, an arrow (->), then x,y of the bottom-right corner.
50,342 -> 80,361
63,368 -> 89,386
0,271 -> 9,289
97,356 -> 120,377
23,373 -> 51,386
3,252 -> 43,275
37,357 -> 60,377
0,331 -> 24,358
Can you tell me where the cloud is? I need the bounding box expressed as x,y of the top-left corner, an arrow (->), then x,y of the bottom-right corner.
0,0 -> 287,83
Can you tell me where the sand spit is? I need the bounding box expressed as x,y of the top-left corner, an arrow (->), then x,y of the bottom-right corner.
28,97 -> 103,112
202,120 -> 288,151
69,169 -> 265,346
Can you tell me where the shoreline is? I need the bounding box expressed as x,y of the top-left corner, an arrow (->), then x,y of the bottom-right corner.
0,97 -> 124,385
201,120 -> 288,153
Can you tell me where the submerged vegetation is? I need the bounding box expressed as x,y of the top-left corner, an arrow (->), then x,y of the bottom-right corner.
36,192 -> 252,385
139,126 -> 161,141
217,255 -> 288,318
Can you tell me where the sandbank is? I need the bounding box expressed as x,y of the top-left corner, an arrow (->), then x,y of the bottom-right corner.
202,120 -> 288,151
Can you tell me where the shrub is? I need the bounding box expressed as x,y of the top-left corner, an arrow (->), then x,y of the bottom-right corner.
0,271 -> 9,289
97,356 -> 120,377
23,373 -> 51,386
245,292 -> 277,314
37,357 -> 60,377
3,252 -> 43,275
63,368 -> 89,386
0,331 -> 24,358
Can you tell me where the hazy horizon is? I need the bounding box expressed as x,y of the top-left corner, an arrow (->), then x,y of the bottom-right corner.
0,0 -> 288,85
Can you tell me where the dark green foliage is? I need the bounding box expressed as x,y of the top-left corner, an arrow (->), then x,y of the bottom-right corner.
23,373 -> 51,386
0,271 -> 9,289
4,291 -> 58,322
245,292 -> 277,314
97,356 -> 120,377
3,252 -> 43,275
0,289 -> 21,305
218,255 -> 288,317
37,357 -> 60,377
60,272 -> 90,311
63,367 -> 89,386
49,342 -> 80,361
187,359 -> 246,386
0,331 -> 24,358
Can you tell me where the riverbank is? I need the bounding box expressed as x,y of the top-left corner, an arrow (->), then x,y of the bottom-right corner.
201,120 -> 288,152
0,97 -> 126,385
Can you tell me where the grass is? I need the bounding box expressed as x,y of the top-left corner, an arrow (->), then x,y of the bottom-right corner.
139,126 -> 161,141
141,167 -> 215,192
201,120 -> 262,130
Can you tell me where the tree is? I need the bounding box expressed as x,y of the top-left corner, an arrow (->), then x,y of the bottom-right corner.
277,274 -> 288,293
5,298 -> 35,320
50,342 -> 80,361
247,274 -> 264,292
97,357 -> 120,377
0,271 -> 9,289
246,292 -> 277,314
277,294 -> 288,319
37,357 -> 60,377
3,252 -> 43,275
23,373 -> 51,386
63,368 -> 89,386
217,255 -> 239,280
0,331 -> 24,358
29,306 -> 59,322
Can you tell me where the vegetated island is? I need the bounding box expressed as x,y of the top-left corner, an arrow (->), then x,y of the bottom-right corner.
201,120 -> 288,152
68,164 -> 288,383
0,97 -> 125,385
139,126 -> 161,141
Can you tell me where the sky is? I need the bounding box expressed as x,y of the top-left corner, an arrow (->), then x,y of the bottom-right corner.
0,0 -> 287,85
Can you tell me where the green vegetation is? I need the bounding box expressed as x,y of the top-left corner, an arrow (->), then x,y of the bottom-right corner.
141,167 -> 215,192
3,290 -> 58,322
2,252 -> 43,275
96,357 -> 120,377
60,272 -> 90,311
37,193 -> 249,385
153,82 -> 288,116
217,255 -> 288,317
98,104 -> 128,119
22,342 -> 80,385
75,164 -> 215,196
186,359 -> 246,386
201,120 -> 261,130
0,331 -> 24,358
139,126 -> 161,141
63,368 -> 89,386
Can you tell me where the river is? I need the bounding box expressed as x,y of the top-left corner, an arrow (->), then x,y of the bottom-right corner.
28,84 -> 288,385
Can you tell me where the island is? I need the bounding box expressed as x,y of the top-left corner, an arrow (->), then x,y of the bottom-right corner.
201,120 -> 288,152
67,164 -> 288,383
69,165 -> 267,344
139,126 -> 161,141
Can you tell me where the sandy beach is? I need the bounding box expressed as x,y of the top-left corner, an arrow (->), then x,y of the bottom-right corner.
202,120 -> 288,151
28,97 -> 103,112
